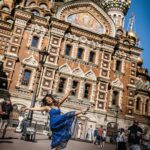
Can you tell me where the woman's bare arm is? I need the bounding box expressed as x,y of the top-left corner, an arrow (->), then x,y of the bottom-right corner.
57,91 -> 71,107
24,106 -> 50,112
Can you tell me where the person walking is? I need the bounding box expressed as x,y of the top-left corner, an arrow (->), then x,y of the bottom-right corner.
102,128 -> 107,148
128,120 -> 143,150
116,128 -> 127,150
23,90 -> 90,150
93,127 -> 98,145
0,98 -> 13,138
142,129 -> 150,150
98,125 -> 103,147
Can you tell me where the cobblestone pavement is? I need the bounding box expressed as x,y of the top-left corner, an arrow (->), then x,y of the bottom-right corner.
0,131 -> 116,150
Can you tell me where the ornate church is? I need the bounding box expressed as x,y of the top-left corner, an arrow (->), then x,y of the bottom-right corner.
0,0 -> 149,137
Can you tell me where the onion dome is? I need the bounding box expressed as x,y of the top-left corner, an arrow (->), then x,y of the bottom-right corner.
137,57 -> 143,66
99,0 -> 131,15
127,30 -> 138,43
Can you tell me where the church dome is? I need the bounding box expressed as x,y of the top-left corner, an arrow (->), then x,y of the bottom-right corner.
137,57 -> 143,66
127,30 -> 138,44
97,0 -> 131,14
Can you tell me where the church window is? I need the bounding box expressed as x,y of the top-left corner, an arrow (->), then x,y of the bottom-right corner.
39,3 -> 48,9
136,97 -> 140,111
55,0 -> 64,2
77,48 -> 84,59
113,14 -> 117,24
6,18 -> 13,24
84,83 -> 91,99
89,51 -> 95,63
145,100 -> 149,114
31,10 -> 39,16
65,44 -> 72,56
22,70 -> 31,86
116,60 -> 122,73
31,36 -> 39,48
2,6 -> 10,12
112,91 -> 119,106
71,80 -> 79,96
29,2 -> 36,7
58,77 -> 66,93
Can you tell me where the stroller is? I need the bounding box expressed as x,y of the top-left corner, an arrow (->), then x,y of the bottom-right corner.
20,113 -> 37,142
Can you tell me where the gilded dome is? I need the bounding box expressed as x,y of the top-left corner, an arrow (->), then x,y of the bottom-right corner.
127,31 -> 138,43
137,57 -> 143,66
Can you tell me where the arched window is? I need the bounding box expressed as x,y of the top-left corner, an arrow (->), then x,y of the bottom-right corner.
31,36 -> 39,47
58,77 -> 66,93
77,48 -> 84,59
44,14 -> 51,20
2,6 -> 10,12
118,15 -> 122,26
39,3 -> 48,9
145,100 -> 149,114
6,18 -> 13,24
65,44 -> 72,56
22,70 -> 31,86
29,2 -> 36,7
89,51 -> 95,63
136,97 -> 141,111
84,83 -> 91,99
31,10 -> 39,16
112,91 -> 119,106
113,14 -> 117,24
55,0 -> 64,2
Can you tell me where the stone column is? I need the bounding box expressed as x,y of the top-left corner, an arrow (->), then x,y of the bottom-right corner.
53,73 -> 59,94
90,83 -> 96,103
65,77 -> 72,94
78,80 -> 84,100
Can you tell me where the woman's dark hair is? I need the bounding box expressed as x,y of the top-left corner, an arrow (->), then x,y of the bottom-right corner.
41,94 -> 58,106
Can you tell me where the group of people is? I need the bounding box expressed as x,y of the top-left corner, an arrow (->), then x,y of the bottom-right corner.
116,120 -> 150,150
0,92 -> 150,150
93,125 -> 107,148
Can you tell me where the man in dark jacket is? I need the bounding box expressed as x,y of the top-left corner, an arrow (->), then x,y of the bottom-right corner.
0,98 -> 13,138
128,120 -> 143,150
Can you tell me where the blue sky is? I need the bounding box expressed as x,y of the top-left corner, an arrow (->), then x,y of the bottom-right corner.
125,0 -> 150,72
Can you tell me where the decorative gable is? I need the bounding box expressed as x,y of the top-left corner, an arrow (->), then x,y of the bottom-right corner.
111,78 -> 123,89
22,55 -> 38,67
59,64 -> 72,74
85,70 -> 97,81
72,67 -> 84,77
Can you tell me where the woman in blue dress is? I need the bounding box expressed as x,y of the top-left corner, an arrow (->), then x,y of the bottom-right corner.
23,89 -> 90,150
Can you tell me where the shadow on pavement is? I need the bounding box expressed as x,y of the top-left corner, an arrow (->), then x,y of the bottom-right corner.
0,137 -> 18,140
0,141 -> 13,143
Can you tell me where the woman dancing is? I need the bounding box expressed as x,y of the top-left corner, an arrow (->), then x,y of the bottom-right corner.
23,89 -> 90,150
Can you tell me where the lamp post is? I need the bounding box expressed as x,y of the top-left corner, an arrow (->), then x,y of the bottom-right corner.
27,49 -> 49,124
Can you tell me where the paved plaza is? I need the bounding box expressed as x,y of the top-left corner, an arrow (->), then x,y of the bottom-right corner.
0,130 -> 116,150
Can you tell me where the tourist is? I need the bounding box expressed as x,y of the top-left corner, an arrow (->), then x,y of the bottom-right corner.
0,98 -> 13,138
128,120 -> 143,150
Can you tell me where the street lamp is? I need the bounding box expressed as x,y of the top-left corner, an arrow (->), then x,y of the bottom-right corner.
27,49 -> 49,124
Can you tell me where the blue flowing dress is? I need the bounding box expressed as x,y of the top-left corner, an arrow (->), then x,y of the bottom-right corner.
49,108 -> 75,149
